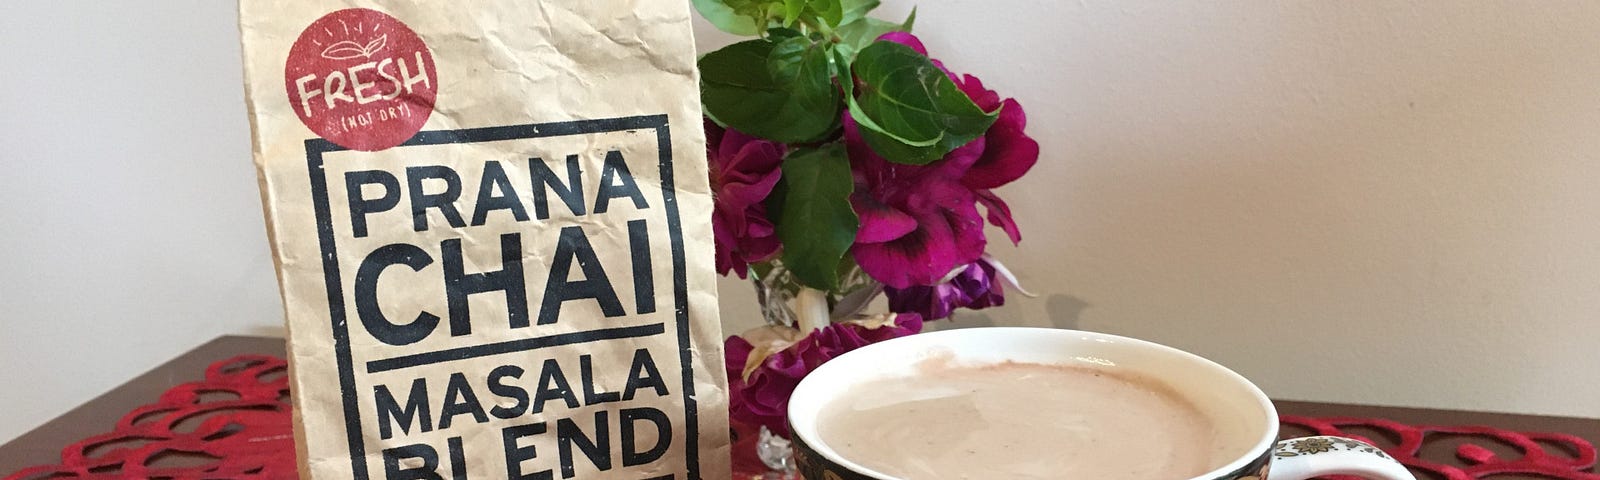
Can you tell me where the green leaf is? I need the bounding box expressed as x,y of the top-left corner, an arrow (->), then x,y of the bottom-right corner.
749,260 -> 776,280
692,0 -> 770,36
700,37 -> 842,143
838,7 -> 915,56
768,37 -> 840,115
830,42 -> 853,90
765,169 -> 789,225
834,7 -> 917,53
834,254 -> 861,286
780,0 -> 842,31
836,18 -> 901,52
847,40 -> 998,164
777,144 -> 859,291
766,27 -> 804,40
782,0 -> 805,26
839,0 -> 881,25
809,0 -> 844,29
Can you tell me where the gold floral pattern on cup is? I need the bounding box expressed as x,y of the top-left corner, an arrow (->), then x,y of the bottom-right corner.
1275,436 -> 1392,459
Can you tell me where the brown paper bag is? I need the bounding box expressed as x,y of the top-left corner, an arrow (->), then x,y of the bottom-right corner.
237,2 -> 730,478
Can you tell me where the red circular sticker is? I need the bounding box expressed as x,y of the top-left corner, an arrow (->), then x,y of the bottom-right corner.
284,8 -> 437,152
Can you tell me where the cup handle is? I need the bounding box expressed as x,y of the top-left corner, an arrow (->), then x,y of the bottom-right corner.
1265,436 -> 1415,480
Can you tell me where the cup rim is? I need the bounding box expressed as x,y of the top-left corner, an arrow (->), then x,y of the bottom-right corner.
787,327 -> 1282,480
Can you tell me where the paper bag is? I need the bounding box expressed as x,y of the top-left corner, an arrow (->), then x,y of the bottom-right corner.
237,2 -> 730,478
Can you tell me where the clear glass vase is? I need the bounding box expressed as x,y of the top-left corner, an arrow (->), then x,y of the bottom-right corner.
749,261 -> 881,328
744,264 -> 801,476
749,264 -> 801,329
754,425 -> 798,478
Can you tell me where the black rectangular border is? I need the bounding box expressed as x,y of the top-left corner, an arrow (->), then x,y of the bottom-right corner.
303,115 -> 699,479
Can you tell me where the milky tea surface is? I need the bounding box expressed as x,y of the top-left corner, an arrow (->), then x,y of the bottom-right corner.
817,360 -> 1228,480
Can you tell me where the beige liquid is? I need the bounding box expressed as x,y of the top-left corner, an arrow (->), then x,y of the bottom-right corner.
816,361 -> 1225,480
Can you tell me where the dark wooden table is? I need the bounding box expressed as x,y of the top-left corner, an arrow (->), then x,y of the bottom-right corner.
3,336 -> 1597,476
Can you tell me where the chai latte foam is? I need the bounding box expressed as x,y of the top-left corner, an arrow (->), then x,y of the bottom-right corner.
817,360 -> 1226,480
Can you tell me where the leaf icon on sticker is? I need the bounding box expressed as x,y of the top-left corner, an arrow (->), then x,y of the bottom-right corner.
320,34 -> 389,60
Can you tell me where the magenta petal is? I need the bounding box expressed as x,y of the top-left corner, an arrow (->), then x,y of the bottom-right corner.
963,99 -> 1038,190
928,134 -> 986,183
888,312 -> 925,335
954,75 -> 1038,190
727,140 -> 785,178
719,171 -> 781,211
876,32 -> 928,55
976,190 -> 1022,245
853,230 -> 951,289
745,215 -> 776,237
851,202 -> 985,288
743,375 -> 794,418
764,350 -> 808,378
957,74 -> 1002,111
910,181 -> 987,257
885,257 -> 1006,320
713,217 -> 748,277
843,114 -> 893,185
718,128 -> 772,162
946,198 -> 989,263
724,335 -> 754,377
886,283 -> 959,320
737,228 -> 781,264
853,194 -> 918,244
706,120 -> 785,278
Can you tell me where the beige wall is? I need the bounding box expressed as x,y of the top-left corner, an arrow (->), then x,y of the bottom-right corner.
1,0 -> 1596,444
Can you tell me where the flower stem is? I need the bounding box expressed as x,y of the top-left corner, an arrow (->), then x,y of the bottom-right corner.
794,287 -> 830,335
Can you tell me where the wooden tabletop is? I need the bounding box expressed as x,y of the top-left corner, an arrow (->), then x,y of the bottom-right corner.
3,335 -> 1597,476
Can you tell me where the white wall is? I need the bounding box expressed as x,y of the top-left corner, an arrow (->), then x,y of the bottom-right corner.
0,0 -> 285,442
2,0 -> 1596,444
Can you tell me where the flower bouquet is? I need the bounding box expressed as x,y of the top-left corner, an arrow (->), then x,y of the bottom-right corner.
693,0 -> 1040,470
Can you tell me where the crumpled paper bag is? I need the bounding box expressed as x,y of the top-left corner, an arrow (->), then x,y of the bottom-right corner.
238,2 -> 730,478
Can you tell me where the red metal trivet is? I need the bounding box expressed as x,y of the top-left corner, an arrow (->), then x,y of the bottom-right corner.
5,355 -> 1595,479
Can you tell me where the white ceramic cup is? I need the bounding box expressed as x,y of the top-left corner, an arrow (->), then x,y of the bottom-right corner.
787,327 -> 1416,480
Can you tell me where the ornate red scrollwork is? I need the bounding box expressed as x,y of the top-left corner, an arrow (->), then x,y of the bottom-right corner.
5,355 -> 296,480
1281,415 -> 1599,480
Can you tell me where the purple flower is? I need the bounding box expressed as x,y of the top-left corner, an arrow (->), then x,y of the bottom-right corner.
954,75 -> 1037,192
874,32 -> 1039,246
844,33 -> 1038,289
955,74 -> 1037,245
845,114 -> 989,289
707,120 -> 785,277
725,314 -> 924,436
885,257 -> 1007,320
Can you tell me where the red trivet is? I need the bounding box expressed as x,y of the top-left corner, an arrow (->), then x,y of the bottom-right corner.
1281,415 -> 1600,480
6,355 -> 295,479
5,356 -> 1595,479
